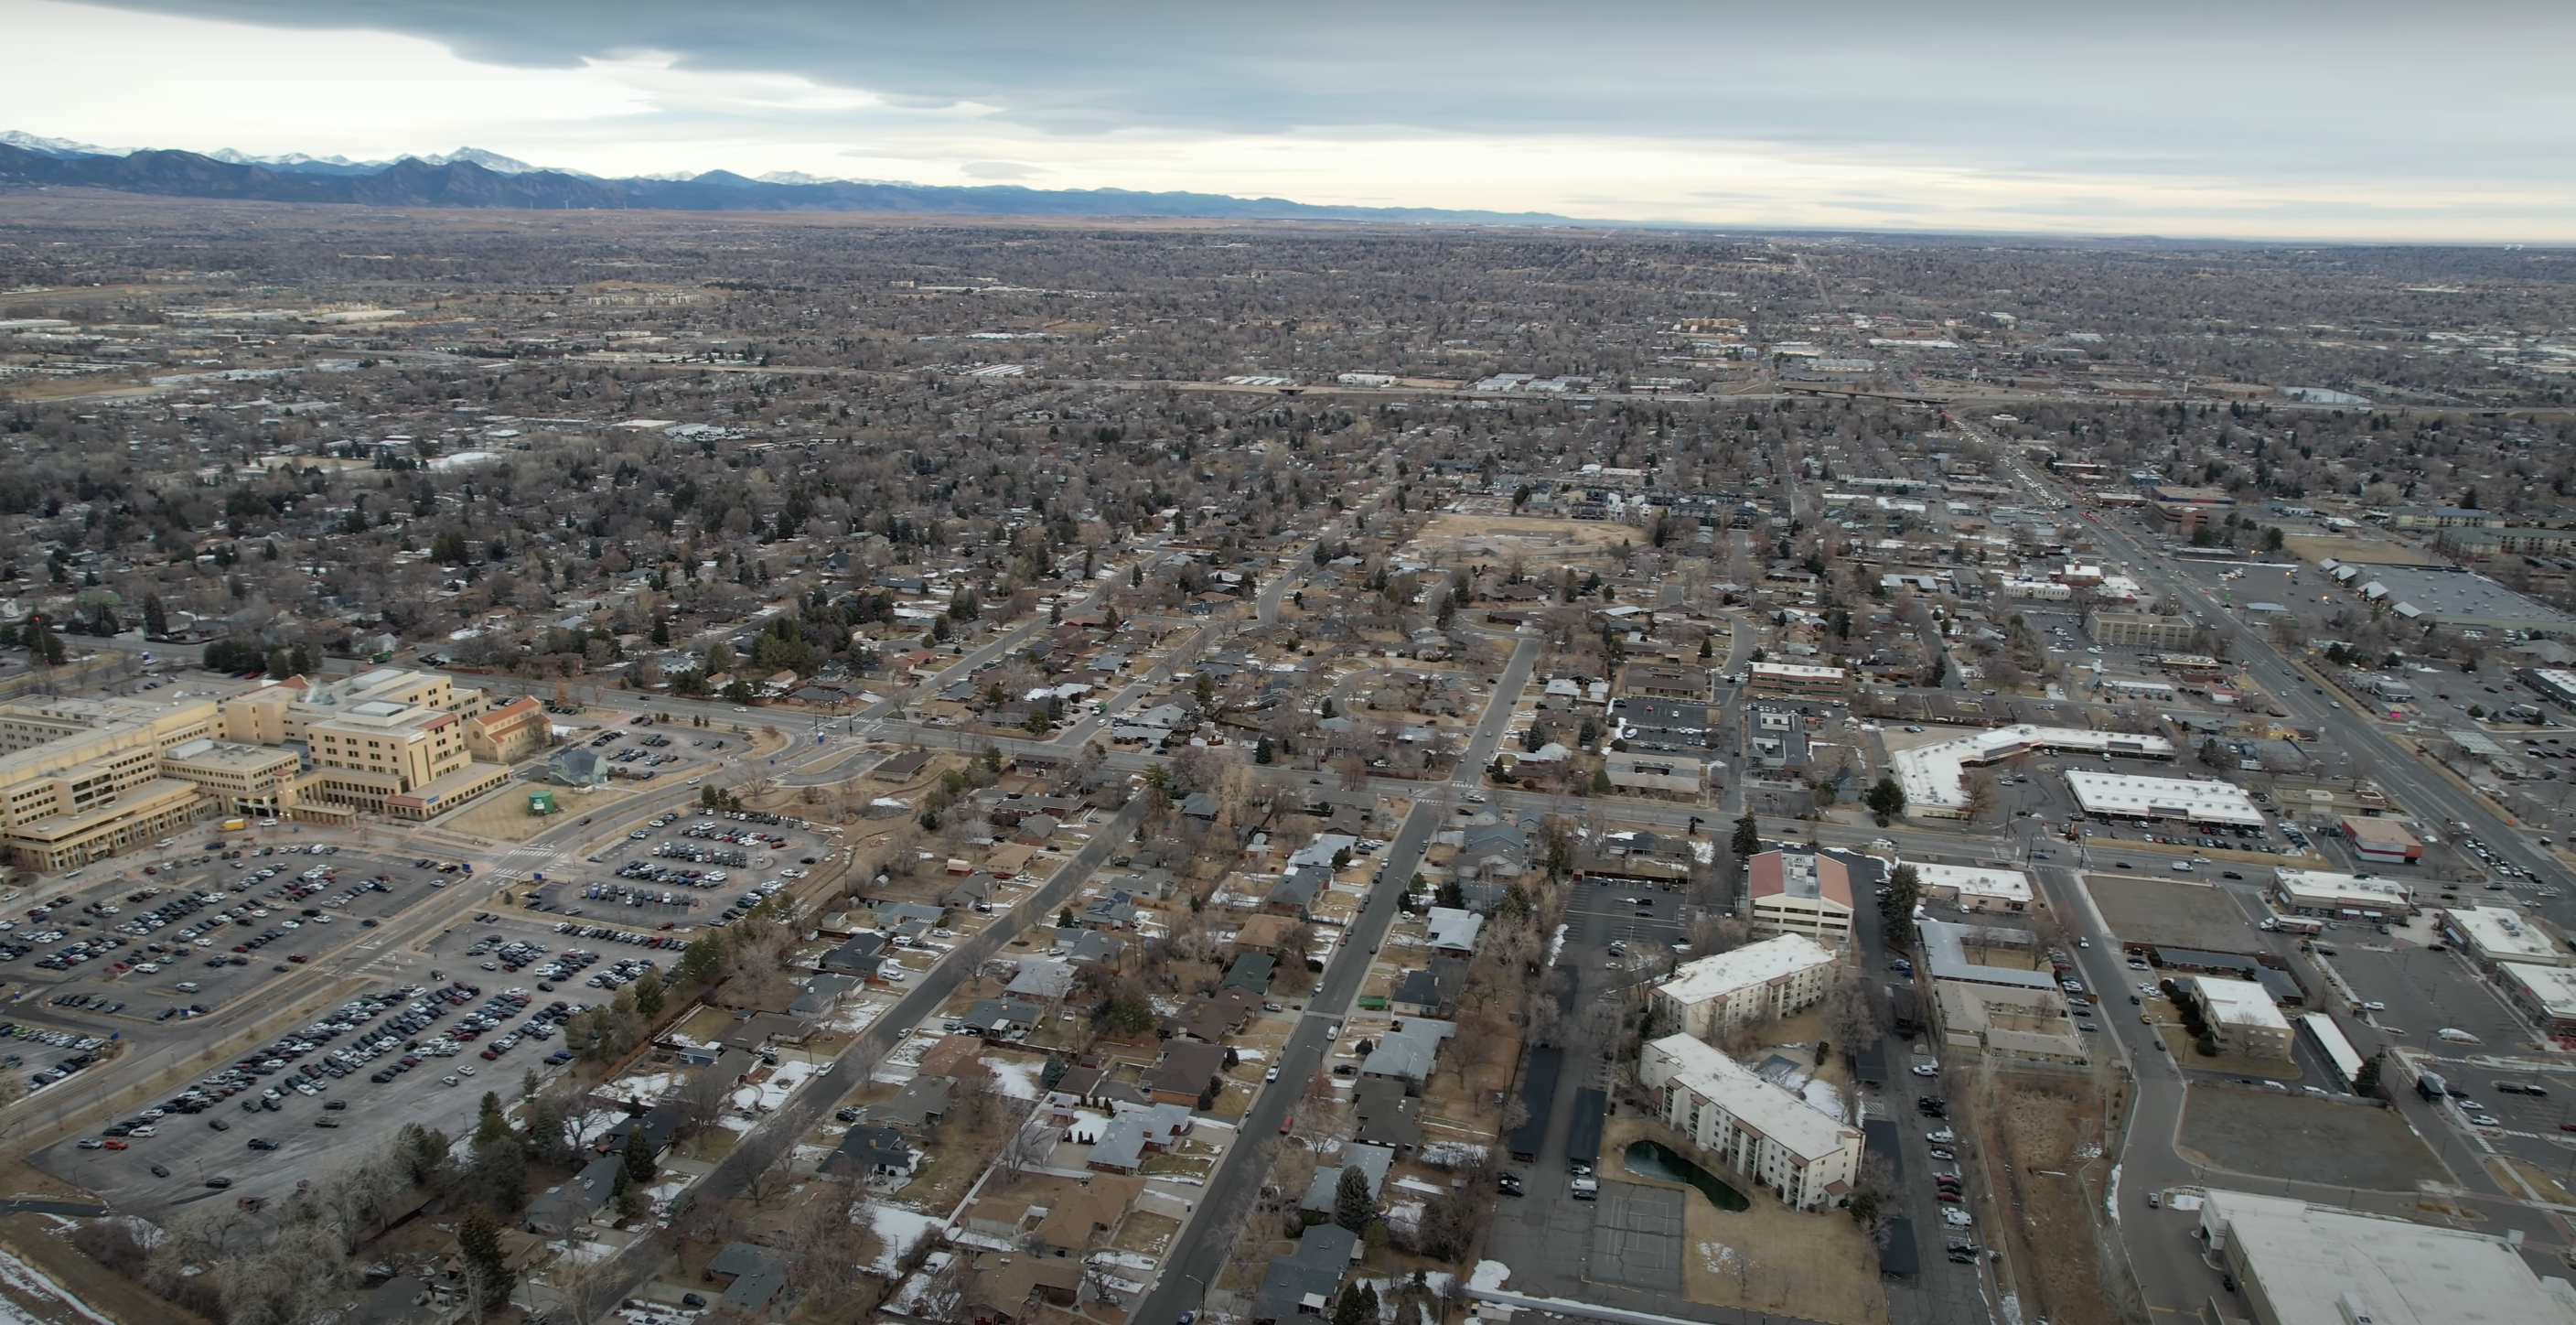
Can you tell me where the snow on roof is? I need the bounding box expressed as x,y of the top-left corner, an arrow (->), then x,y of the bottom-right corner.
1654,934 -> 1837,1006
1892,725 -> 2177,813
1642,1035 -> 1860,1163
2064,770 -> 2265,826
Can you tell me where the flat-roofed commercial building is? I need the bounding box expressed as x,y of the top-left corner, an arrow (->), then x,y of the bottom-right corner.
1650,935 -> 1839,1040
2321,561 -> 2576,639
2338,815 -> 2422,865
1745,849 -> 1870,948
1605,750 -> 1703,795
2496,962 -> 2576,1040
0,695 -> 224,870
2439,905 -> 2563,971
1641,1034 -> 1863,1212
2271,867 -> 2414,920
2196,1189 -> 2576,1325
2065,770 -> 2266,827
2084,610 -> 2197,650
1891,725 -> 2175,818
1746,662 -> 1850,701
1620,662 -> 1710,702
2188,975 -> 2292,1060
159,738 -> 301,817
1909,862 -> 2032,914
1931,982 -> 2085,1065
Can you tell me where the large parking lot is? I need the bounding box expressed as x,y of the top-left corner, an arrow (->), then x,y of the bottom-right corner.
4,844 -> 480,1041
34,971 -> 589,1214
530,806 -> 831,934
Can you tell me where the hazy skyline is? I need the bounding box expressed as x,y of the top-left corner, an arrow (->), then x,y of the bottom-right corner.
11,0 -> 2572,241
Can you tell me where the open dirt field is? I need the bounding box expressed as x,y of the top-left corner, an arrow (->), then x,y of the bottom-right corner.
0,1211 -> 206,1325
2176,1085 -> 2444,1190
2281,534 -> 2446,567
1413,513 -> 1645,571
1605,1114 -> 1888,1325
2085,874 -> 2259,953
1979,1078 -> 2131,1325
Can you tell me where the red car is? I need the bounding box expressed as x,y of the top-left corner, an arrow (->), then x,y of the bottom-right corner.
102,1139 -> 128,1150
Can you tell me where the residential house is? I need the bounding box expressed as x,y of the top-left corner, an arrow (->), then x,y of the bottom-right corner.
823,1123 -> 918,1180
1088,1103 -> 1195,1173
1143,1040 -> 1229,1106
961,1258 -> 1083,1325
1029,1173 -> 1144,1256
865,1077 -> 951,1132
1222,951 -> 1277,995
962,996 -> 1044,1038
1299,1141 -> 1396,1216
704,1242 -> 792,1315
1349,1078 -> 1422,1152
524,1154 -> 621,1235
1251,1225 -> 1359,1324
1388,957 -> 1466,1018
1265,865 -> 1331,919
1360,1019 -> 1454,1091
1164,986 -> 1261,1044
1424,907 -> 1486,958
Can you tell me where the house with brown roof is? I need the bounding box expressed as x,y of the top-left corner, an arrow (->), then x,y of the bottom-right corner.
962,1256 -> 1083,1325
1029,1173 -> 1144,1256
1142,1040 -> 1229,1108
1161,986 -> 1260,1045
1234,913 -> 1300,954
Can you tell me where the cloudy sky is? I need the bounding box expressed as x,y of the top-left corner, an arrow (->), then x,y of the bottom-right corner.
11,0 -> 2572,241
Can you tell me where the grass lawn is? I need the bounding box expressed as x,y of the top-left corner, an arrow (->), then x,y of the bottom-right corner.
1113,1211 -> 1182,1255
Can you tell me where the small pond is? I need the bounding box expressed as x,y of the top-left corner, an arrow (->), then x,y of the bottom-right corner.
1622,1139 -> 1750,1212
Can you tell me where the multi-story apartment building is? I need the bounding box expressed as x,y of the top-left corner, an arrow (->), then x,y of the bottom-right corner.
1642,1034 -> 1864,1212
1744,848 -> 1868,948
1650,935 -> 1839,1040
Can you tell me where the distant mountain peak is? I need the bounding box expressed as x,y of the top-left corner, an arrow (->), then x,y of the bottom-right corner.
0,130 -> 1602,228
0,129 -> 120,158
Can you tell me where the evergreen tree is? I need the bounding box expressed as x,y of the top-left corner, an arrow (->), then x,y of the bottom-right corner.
143,593 -> 167,638
456,1207 -> 515,1317
1882,865 -> 1922,944
1334,1165 -> 1375,1233
1732,813 -> 1762,856
621,1126 -> 657,1186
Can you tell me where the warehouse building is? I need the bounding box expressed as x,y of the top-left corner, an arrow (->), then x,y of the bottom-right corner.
2188,976 -> 2293,1060
2196,1189 -> 2576,1325
2439,905 -> 2563,972
2065,770 -> 2267,828
2496,962 -> 2576,1040
2271,868 -> 2415,920
2339,815 -> 2422,865
2319,561 -> 2576,638
1907,862 -> 2032,914
1891,725 -> 2174,818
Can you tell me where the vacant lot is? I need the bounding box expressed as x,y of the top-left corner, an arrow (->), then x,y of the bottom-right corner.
2085,874 -> 2259,953
2177,1085 -> 2444,1190
1414,513 -> 1645,570
1980,1080 -> 2129,1325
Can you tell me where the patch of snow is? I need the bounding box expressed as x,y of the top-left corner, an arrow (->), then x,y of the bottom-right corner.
1418,1141 -> 1489,1169
1393,1176 -> 1449,1196
2000,1293 -> 2022,1325
2106,1162 -> 2120,1223
1800,1078 -> 1845,1121
982,1055 -> 1043,1100
1468,1260 -> 1512,1292
0,1246 -> 112,1325
869,1205 -> 949,1277
1545,922 -> 1565,968
1696,1241 -> 1741,1276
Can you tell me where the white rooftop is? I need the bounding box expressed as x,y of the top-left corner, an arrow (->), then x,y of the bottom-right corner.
2065,770 -> 2266,826
1749,661 -> 1846,680
1645,1034 -> 1857,1163
2500,962 -> 2576,1018
2442,906 -> 2562,964
1655,934 -> 1837,1006
2192,975 -> 2290,1032
1907,861 -> 2033,905
1892,725 -> 2176,814
2274,868 -> 2414,906
2197,1189 -> 2576,1325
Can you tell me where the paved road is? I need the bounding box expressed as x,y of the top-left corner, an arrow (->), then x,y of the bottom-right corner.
1128,797 -> 1433,1325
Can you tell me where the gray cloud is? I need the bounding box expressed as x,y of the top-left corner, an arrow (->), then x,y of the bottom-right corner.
91,1 -> 2573,180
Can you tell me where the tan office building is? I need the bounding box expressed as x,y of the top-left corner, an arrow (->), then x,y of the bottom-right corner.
0,695 -> 223,870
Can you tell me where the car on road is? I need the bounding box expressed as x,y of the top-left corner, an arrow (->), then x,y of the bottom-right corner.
1926,1128 -> 1956,1143
2361,1000 -> 2386,1012
1264,1066 -> 1279,1083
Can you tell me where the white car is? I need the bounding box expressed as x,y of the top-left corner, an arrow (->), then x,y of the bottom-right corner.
1941,1207 -> 1973,1227
1264,1066 -> 1280,1083
1911,1063 -> 1940,1078
2361,1000 -> 2387,1012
